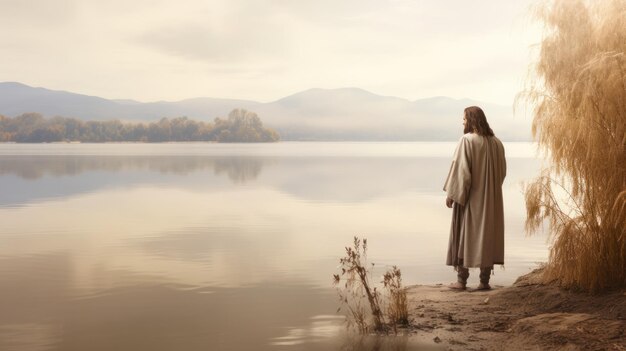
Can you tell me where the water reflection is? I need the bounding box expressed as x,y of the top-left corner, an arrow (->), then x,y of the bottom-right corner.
214,157 -> 264,184
0,143 -> 547,351
0,156 -> 266,182
0,154 -> 540,206
270,315 -> 344,346
0,156 -> 267,208
0,252 -> 435,351
271,321 -> 439,350
336,335 -> 440,351
0,253 -> 343,351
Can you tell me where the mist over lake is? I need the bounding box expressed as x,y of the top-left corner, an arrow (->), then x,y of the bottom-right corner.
0,142 -> 547,350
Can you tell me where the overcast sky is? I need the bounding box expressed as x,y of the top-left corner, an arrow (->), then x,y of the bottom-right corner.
0,0 -> 541,104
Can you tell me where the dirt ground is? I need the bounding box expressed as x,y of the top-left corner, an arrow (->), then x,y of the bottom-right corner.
404,268 -> 626,350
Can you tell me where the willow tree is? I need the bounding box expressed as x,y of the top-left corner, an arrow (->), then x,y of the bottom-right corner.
522,0 -> 626,292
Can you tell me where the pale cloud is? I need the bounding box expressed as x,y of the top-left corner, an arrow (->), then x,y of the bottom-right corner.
0,0 -> 77,27
0,0 -> 541,104
136,19 -> 290,62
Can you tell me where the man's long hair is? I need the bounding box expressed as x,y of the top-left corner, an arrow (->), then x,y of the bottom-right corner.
464,106 -> 495,136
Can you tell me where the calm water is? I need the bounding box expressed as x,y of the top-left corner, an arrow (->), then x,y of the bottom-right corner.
0,142 -> 548,350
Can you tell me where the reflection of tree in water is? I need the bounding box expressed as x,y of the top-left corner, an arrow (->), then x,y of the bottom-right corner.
213,158 -> 263,184
339,335 -> 411,351
0,156 -> 266,184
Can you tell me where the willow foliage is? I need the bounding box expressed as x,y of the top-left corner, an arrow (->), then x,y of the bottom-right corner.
522,0 -> 626,292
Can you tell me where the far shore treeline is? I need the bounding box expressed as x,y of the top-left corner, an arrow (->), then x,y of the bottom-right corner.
0,108 -> 279,143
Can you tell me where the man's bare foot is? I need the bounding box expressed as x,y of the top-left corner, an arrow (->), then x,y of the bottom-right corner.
476,282 -> 491,290
448,282 -> 466,290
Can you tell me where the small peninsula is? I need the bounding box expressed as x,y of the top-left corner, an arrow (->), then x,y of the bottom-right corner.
0,108 -> 279,143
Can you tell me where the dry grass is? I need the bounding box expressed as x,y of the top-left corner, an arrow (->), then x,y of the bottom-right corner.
519,0 -> 626,292
333,237 -> 410,334
382,266 -> 409,332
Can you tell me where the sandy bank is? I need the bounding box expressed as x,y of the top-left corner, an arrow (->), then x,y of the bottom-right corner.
405,268 -> 626,350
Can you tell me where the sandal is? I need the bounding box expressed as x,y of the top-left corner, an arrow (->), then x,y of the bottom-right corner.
448,282 -> 466,290
476,283 -> 491,290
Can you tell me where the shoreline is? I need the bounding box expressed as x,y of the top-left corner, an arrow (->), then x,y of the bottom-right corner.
405,268 -> 626,350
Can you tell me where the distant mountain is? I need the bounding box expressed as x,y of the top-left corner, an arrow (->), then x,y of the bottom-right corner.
0,82 -> 259,121
0,82 -> 531,141
0,82 -> 125,119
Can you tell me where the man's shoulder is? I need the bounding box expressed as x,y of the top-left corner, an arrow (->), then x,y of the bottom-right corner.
460,133 -> 482,144
459,133 -> 475,141
462,133 -> 503,143
461,134 -> 505,151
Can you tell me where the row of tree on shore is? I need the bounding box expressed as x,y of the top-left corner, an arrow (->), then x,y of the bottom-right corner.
0,108 -> 279,143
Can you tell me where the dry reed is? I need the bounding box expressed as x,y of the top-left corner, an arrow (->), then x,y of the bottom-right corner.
333,237 -> 410,334
382,266 -> 409,332
519,0 -> 626,292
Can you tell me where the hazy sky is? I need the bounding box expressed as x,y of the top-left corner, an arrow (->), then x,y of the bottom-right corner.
0,0 -> 541,104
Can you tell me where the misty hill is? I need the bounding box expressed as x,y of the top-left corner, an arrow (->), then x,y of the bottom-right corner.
0,82 -> 260,121
0,82 -> 531,141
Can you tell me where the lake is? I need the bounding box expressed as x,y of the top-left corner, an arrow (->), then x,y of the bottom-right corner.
0,142 -> 548,350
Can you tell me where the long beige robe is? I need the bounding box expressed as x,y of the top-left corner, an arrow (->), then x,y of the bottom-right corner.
444,133 -> 506,268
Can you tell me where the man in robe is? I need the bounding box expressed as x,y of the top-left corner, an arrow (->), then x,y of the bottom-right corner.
443,106 -> 506,290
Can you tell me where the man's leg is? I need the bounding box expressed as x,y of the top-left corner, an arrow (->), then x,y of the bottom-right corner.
457,266 -> 470,286
477,266 -> 493,290
449,266 -> 469,290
